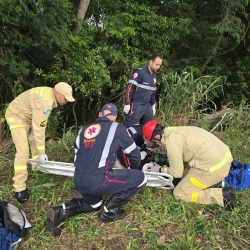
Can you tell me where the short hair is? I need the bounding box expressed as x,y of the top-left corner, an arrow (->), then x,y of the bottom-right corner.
151,124 -> 165,141
149,54 -> 163,61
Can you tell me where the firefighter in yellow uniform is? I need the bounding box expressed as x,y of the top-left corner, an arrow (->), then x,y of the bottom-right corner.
5,82 -> 75,203
142,120 -> 237,210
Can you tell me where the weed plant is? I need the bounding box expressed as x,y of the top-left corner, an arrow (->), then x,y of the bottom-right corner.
157,67 -> 225,126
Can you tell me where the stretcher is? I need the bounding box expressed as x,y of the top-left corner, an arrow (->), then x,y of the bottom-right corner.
28,159 -> 175,190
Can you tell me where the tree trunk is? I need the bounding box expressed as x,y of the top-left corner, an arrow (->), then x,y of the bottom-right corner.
201,4 -> 230,73
201,33 -> 224,73
72,0 -> 91,35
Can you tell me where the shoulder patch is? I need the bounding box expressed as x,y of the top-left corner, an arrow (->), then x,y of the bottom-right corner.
43,109 -> 51,115
40,120 -> 47,127
133,73 -> 138,79
84,124 -> 101,139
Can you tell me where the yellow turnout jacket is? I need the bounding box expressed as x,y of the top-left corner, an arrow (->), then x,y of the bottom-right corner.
5,87 -> 57,154
161,126 -> 232,178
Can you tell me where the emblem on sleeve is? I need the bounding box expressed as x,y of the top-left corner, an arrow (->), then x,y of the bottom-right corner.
43,109 -> 51,115
40,120 -> 47,127
133,73 -> 138,79
84,124 -> 101,139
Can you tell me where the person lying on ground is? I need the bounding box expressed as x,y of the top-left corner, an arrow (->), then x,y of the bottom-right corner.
117,123 -> 160,170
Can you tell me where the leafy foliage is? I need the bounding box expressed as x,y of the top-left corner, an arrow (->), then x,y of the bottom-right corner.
156,67 -> 225,126
1,0 -> 250,130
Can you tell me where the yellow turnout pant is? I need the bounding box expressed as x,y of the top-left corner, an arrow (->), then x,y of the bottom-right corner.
7,122 -> 38,192
173,161 -> 231,207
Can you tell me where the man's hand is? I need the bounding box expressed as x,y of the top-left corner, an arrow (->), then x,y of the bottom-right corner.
123,105 -> 130,114
140,151 -> 147,160
28,130 -> 34,140
160,165 -> 168,174
38,154 -> 48,163
152,104 -> 156,116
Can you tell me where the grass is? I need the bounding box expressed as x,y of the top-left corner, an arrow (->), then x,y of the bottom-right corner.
1,114 -> 250,250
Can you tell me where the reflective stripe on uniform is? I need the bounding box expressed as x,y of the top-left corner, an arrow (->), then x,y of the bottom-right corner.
37,145 -> 45,151
123,141 -> 137,154
44,88 -> 51,101
190,177 -> 207,189
98,122 -> 118,168
5,117 -> 14,123
9,125 -> 24,130
209,148 -> 231,173
191,192 -> 198,202
74,128 -> 83,155
30,87 -> 51,101
32,155 -> 39,159
188,159 -> 194,167
91,200 -> 103,208
128,80 -> 156,91
164,126 -> 186,136
128,127 -> 137,134
14,165 -> 27,171
138,173 -> 147,187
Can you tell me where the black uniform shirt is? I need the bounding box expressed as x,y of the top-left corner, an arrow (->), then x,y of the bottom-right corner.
125,66 -> 157,105
74,117 -> 141,175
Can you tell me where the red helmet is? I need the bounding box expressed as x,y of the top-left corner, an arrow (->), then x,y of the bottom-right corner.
143,120 -> 159,141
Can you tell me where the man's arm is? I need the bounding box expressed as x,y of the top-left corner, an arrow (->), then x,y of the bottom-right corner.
119,124 -> 141,169
31,99 -> 53,155
166,140 -> 185,178
125,69 -> 142,104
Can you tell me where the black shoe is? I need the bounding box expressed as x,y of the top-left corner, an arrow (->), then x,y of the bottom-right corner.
15,190 -> 29,203
46,198 -> 85,236
98,196 -> 128,222
222,187 -> 238,210
46,206 -> 65,236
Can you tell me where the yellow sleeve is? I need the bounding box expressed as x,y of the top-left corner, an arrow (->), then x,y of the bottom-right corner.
31,99 -> 53,154
165,134 -> 185,178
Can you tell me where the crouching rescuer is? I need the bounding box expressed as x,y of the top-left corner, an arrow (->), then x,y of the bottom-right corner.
142,120 -> 238,210
46,103 -> 147,236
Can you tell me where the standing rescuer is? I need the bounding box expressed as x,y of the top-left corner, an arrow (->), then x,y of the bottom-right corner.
142,120 -> 238,210
123,54 -> 163,128
46,103 -> 147,237
5,82 -> 75,203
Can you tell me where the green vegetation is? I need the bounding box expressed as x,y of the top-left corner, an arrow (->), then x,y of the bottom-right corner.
1,0 -> 250,127
1,100 -> 250,249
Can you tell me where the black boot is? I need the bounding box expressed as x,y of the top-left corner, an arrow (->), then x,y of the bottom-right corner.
15,190 -> 29,203
46,198 -> 84,236
98,196 -> 128,222
222,187 -> 238,210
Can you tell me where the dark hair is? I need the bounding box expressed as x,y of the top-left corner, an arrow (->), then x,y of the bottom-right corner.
149,54 -> 163,61
152,124 -> 165,141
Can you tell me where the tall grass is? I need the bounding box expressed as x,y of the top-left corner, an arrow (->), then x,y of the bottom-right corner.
157,67 -> 225,126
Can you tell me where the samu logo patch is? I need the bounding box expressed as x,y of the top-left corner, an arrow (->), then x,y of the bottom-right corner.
43,109 -> 51,115
40,120 -> 47,127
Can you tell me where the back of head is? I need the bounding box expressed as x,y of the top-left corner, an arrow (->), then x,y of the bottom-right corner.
100,103 -> 117,119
